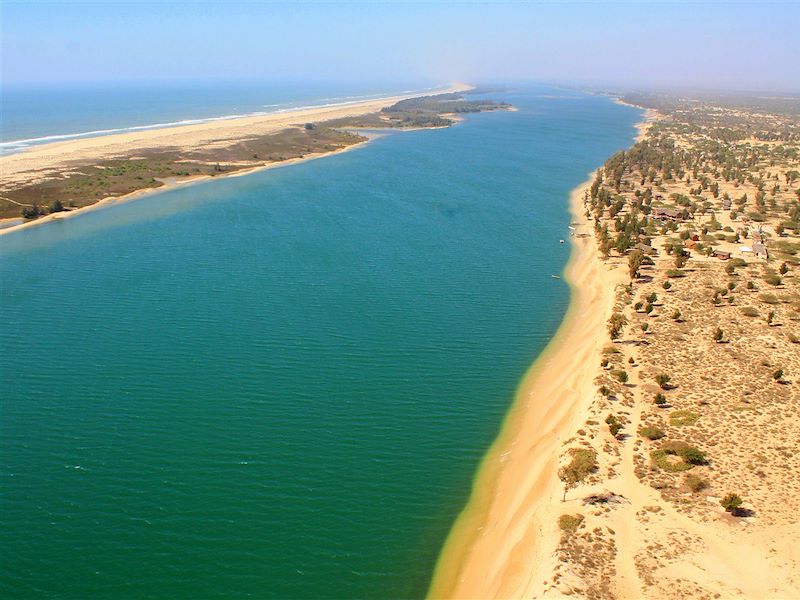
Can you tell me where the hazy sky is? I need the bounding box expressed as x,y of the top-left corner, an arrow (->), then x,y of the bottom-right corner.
3,1 -> 799,92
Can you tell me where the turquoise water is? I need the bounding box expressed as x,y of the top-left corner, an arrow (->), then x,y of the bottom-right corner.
0,87 -> 639,599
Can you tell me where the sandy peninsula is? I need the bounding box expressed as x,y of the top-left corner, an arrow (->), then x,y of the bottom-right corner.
0,83 -> 474,236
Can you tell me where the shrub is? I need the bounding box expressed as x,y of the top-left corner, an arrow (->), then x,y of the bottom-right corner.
779,262 -> 789,275
666,269 -> 686,278
759,293 -> 779,304
721,493 -> 743,513
654,393 -> 667,406
655,374 -> 671,389
764,275 -> 782,287
671,309 -> 682,321
611,369 -> 628,383
663,281 -> 672,291
741,306 -> 759,317
640,426 -> 665,440
746,281 -> 756,290
558,513 -> 584,532
680,446 -> 708,465
641,323 -> 649,333
599,385 -> 610,397
558,448 -> 598,500
773,368 -> 784,382
685,473 -> 708,493
713,327 -> 724,342
49,199 -> 64,213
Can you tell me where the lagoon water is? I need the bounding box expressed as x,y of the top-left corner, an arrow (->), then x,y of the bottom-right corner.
0,87 -> 639,599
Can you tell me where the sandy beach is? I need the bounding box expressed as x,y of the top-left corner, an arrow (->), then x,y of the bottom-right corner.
428,172 -> 624,598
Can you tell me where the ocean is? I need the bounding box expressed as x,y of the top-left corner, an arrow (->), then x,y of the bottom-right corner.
0,85 -> 640,598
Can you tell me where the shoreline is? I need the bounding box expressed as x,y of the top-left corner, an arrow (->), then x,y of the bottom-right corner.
0,139 -> 372,237
427,171 -> 629,596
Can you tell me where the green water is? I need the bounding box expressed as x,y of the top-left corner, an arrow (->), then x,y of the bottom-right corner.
0,87 -> 639,599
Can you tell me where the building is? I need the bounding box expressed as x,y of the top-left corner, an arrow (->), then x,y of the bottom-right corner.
652,207 -> 683,221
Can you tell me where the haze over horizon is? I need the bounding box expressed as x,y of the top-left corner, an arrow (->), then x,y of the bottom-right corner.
3,1 -> 799,93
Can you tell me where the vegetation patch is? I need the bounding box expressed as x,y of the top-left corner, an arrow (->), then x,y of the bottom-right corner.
684,473 -> 709,493
652,441 -> 707,472
669,410 -> 700,427
558,513 -> 585,533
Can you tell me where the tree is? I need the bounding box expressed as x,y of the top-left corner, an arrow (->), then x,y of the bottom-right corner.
49,199 -> 64,213
21,204 -> 41,219
628,250 -> 644,280
608,312 -> 627,340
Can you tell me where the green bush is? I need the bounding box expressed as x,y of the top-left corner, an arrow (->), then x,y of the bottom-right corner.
721,493 -> 743,512
640,426 -> 665,440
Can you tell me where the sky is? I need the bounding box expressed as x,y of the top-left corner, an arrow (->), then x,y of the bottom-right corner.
3,1 -> 799,92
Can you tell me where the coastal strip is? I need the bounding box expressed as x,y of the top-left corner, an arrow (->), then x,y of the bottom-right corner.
0,84 -> 478,236
427,168 -> 627,598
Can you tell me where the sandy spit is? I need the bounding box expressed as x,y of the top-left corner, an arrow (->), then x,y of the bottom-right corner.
0,83 -> 471,236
